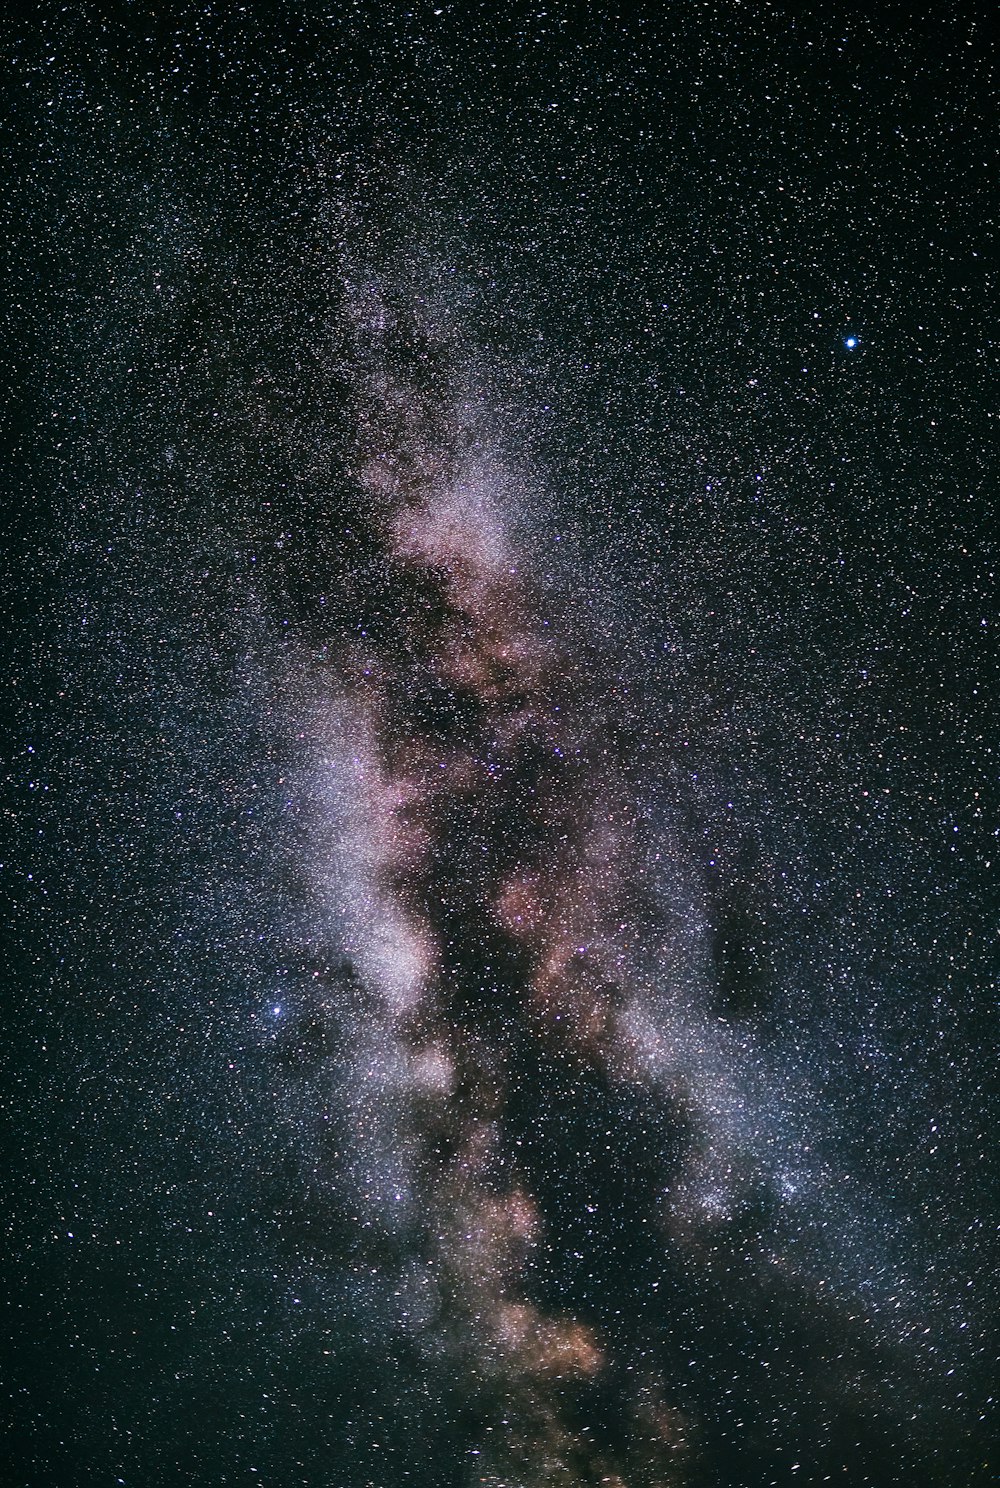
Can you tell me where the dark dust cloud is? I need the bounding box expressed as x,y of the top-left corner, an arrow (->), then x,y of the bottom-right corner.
3,5 -> 998,1486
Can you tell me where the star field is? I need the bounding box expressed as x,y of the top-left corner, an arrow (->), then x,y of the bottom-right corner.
3,5 -> 997,1486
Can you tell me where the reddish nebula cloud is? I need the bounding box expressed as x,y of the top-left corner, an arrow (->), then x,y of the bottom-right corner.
300,291 -> 698,1482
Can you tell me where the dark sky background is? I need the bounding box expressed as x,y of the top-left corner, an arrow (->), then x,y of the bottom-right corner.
3,5 -> 998,1487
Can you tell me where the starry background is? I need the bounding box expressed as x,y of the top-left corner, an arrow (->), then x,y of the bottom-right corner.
2,4 -> 998,1486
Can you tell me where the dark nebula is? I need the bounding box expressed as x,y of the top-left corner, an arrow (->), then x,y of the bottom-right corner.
3,5 -> 997,1487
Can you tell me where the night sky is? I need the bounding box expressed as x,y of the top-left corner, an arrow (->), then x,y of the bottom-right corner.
3,5 -> 998,1486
